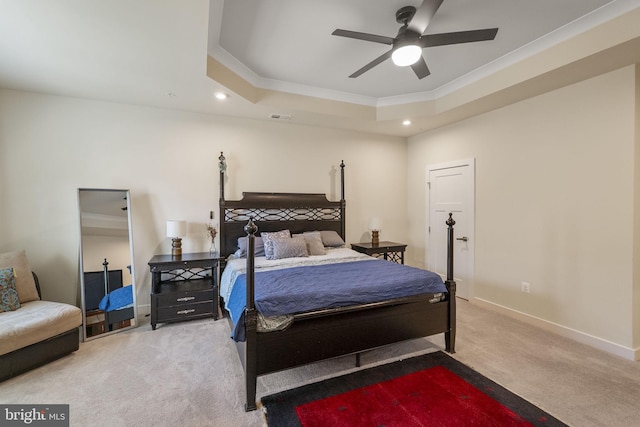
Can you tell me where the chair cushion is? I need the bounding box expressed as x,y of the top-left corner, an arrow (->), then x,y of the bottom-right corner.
0,300 -> 82,356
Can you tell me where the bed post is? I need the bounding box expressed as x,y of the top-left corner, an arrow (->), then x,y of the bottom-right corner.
102,258 -> 110,297
219,152 -> 226,202
245,219 -> 257,311
445,213 -> 457,353
219,152 -> 228,257
340,160 -> 346,239
102,259 -> 110,332
244,218 -> 258,411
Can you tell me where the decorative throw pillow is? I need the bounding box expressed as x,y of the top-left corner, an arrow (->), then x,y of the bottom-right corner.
261,230 -> 291,260
0,267 -> 21,312
0,250 -> 39,303
300,231 -> 327,256
272,237 -> 309,260
236,236 -> 265,258
309,230 -> 345,248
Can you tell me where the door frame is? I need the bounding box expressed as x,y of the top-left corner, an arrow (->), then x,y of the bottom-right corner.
425,158 -> 476,299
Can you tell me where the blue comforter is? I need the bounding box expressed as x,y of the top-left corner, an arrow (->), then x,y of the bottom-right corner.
227,259 -> 446,341
98,285 -> 133,312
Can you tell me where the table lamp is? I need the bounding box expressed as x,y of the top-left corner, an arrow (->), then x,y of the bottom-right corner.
166,220 -> 187,257
370,217 -> 382,247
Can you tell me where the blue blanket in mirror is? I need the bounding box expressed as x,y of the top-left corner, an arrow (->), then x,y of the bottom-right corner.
98,285 -> 133,312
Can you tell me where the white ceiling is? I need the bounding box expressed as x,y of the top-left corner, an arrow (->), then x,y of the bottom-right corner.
79,189 -> 129,237
213,0 -> 612,102
1,0 -> 639,137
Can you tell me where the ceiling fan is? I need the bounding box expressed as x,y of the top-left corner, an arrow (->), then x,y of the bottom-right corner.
332,0 -> 498,79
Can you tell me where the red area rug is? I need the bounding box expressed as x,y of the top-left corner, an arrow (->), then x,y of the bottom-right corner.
261,351 -> 566,426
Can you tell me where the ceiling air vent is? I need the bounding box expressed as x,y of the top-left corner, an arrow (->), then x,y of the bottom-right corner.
269,113 -> 292,120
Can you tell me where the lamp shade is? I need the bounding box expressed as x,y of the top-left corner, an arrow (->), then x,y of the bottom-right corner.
369,217 -> 382,231
166,220 -> 187,238
391,44 -> 422,66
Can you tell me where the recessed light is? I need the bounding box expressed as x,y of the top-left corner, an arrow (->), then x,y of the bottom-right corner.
402,119 -> 412,126
214,92 -> 229,100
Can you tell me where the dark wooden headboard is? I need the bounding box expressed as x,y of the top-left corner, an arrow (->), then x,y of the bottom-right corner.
218,154 -> 346,258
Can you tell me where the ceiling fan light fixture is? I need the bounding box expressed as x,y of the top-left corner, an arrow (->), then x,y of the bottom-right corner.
391,44 -> 422,66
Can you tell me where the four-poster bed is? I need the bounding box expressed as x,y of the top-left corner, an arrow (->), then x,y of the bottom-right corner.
217,153 -> 457,411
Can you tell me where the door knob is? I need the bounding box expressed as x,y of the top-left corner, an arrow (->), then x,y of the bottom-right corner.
456,236 -> 469,242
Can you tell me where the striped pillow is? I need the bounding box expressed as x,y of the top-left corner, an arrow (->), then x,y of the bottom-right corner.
272,237 -> 309,260
262,230 -> 291,260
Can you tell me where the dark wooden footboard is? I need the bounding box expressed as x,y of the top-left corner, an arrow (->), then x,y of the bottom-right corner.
257,297 -> 450,373
235,297 -> 454,410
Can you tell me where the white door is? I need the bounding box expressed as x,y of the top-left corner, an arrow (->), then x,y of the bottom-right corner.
426,159 -> 475,300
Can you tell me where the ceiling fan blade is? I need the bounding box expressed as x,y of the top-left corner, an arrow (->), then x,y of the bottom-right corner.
349,50 -> 393,78
407,0 -> 444,34
419,28 -> 499,48
411,56 -> 431,79
332,29 -> 395,45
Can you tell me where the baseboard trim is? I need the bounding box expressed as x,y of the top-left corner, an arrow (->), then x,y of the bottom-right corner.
136,303 -> 151,317
471,298 -> 638,361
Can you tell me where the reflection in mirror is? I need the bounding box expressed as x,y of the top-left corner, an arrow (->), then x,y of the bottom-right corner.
78,189 -> 137,341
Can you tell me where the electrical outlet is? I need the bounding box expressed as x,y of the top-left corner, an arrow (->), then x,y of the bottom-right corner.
521,282 -> 530,294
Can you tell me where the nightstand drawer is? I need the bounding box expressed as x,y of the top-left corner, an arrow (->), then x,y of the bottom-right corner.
154,288 -> 214,307
156,300 -> 214,322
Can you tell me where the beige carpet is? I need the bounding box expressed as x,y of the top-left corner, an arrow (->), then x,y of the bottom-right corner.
0,314 -> 438,426
1,300 -> 639,426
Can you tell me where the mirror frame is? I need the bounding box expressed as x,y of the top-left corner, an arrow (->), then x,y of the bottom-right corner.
78,188 -> 137,341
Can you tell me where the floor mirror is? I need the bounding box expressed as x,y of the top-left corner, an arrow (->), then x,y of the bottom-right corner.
78,188 -> 137,341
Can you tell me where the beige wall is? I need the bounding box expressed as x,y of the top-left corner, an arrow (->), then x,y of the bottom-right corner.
0,89 -> 406,311
408,66 -> 638,356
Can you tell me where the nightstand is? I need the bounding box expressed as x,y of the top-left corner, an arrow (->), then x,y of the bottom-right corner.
350,241 -> 407,264
148,252 -> 221,330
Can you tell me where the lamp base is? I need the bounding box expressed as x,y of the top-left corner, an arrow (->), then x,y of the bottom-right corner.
171,237 -> 182,257
371,230 -> 379,247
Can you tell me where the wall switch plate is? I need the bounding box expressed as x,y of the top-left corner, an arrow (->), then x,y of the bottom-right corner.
521,282 -> 531,293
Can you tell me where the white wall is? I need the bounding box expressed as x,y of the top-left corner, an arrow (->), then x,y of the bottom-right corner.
408,66 -> 638,355
0,89 -> 407,311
